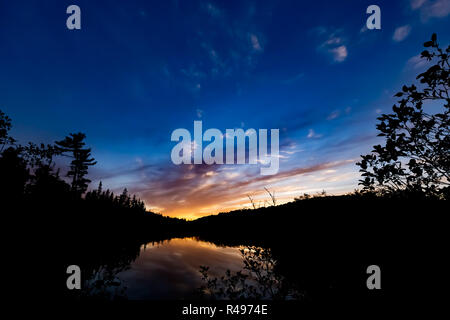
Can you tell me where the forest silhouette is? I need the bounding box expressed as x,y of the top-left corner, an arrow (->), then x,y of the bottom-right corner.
1,34 -> 448,302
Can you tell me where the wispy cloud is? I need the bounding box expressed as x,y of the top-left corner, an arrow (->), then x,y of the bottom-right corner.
307,129 -> 323,139
177,2 -> 267,84
393,25 -> 411,42
407,54 -> 428,69
203,2 -> 223,17
127,159 -> 354,218
314,28 -> 348,63
283,72 -> 305,85
327,110 -> 341,120
329,45 -> 348,62
411,0 -> 427,9
250,33 -> 263,52
411,0 -> 450,20
426,0 -> 450,17
359,25 -> 368,33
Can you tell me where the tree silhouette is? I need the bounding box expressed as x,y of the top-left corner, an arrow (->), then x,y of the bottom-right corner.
56,133 -> 97,196
357,34 -> 449,198
23,142 -> 70,199
0,110 -> 16,152
24,142 -> 61,169
0,147 -> 29,201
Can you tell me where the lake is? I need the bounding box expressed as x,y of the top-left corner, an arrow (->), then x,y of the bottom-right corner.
115,237 -> 246,299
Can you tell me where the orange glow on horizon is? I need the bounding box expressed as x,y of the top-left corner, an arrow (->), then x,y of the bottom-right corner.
139,160 -> 360,220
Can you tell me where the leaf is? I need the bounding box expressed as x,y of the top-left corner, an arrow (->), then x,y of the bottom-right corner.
424,41 -> 433,47
421,50 -> 430,58
431,33 -> 437,42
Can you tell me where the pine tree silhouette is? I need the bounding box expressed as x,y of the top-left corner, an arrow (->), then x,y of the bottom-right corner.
55,133 -> 97,196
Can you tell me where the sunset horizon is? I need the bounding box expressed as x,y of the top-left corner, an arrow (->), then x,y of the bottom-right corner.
4,1 -> 448,219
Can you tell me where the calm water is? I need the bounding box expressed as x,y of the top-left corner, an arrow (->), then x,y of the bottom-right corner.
115,237 -> 245,299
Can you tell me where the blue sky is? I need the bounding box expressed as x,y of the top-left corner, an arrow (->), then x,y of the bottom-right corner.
1,0 -> 449,218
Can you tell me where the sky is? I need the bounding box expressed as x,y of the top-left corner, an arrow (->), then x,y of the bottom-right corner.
0,0 -> 449,219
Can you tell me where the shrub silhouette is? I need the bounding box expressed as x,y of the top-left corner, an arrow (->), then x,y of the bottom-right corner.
357,34 -> 450,198
198,246 -> 300,300
0,110 -> 15,151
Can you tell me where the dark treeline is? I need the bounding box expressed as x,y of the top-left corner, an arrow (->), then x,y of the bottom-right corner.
1,111 -> 190,300
0,114 -> 188,237
190,195 -> 447,302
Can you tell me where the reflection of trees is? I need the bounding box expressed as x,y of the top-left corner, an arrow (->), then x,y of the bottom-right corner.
72,241 -> 141,300
79,238 -> 172,300
82,264 -> 129,300
198,246 -> 301,300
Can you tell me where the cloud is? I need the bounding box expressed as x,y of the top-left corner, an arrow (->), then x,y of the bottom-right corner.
313,27 -> 348,63
329,45 -> 348,62
318,134 -> 377,156
327,110 -> 341,120
427,0 -> 450,17
393,25 -> 411,42
411,0 -> 427,9
203,2 -> 222,17
177,3 -> 266,83
128,159 -> 353,218
180,64 -> 206,80
324,37 -> 342,46
90,130 -> 377,218
407,54 -> 428,69
89,163 -> 155,181
307,129 -> 323,139
250,33 -> 263,52
310,26 -> 328,36
411,0 -> 450,19
283,72 -> 305,85
201,42 -> 228,76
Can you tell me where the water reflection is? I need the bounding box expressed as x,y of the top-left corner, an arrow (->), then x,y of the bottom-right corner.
116,237 -> 245,300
